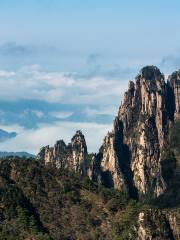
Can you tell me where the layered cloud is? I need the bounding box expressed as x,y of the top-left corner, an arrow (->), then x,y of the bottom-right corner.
0,64 -> 128,104
0,56 -> 177,154
160,51 -> 180,72
0,63 -> 130,153
0,121 -> 112,154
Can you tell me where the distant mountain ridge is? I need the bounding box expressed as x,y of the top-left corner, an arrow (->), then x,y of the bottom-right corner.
0,151 -> 35,158
0,130 -> 31,157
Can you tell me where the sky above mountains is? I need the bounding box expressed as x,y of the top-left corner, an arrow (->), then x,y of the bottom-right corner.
0,0 -> 180,153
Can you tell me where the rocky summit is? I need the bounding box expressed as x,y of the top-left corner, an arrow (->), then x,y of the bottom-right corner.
37,130 -> 94,177
38,66 -> 180,199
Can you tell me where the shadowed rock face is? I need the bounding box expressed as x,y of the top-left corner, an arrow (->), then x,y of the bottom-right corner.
96,118 -> 126,191
37,66 -> 180,199
168,70 -> 180,120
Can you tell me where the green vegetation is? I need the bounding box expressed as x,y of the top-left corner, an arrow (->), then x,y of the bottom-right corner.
160,120 -> 180,182
0,157 -> 143,240
169,120 -> 180,158
161,148 -> 176,182
111,200 -> 140,240
141,66 -> 161,80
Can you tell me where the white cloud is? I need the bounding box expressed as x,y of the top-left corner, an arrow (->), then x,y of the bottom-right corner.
30,110 -> 44,118
0,70 -> 15,77
0,121 -> 112,154
0,124 -> 24,133
0,65 -> 128,154
84,105 -> 118,117
0,64 -> 128,105
50,111 -> 73,119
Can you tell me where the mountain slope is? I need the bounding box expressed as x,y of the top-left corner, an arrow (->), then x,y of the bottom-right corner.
0,157 -> 179,240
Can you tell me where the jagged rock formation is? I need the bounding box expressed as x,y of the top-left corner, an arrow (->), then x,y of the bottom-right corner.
117,66 -> 168,197
37,130 -> 93,176
38,66 -> 180,199
97,66 -> 180,198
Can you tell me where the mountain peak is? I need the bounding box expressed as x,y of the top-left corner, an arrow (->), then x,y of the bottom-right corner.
37,66 -> 180,199
37,130 -> 90,175
137,65 -> 162,82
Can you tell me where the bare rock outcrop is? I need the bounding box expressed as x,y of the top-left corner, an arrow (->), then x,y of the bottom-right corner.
96,66 -> 180,198
120,66 -> 168,197
95,118 -> 126,190
37,130 -> 93,176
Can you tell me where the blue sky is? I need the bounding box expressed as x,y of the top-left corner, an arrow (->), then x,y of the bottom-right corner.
1,0 -> 180,70
0,0 -> 180,153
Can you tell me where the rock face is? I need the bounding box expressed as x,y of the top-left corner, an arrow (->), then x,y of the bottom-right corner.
167,70 -> 180,120
96,66 -> 180,198
119,66 -> 167,197
37,130 -> 93,176
95,119 -> 126,190
38,66 -> 180,199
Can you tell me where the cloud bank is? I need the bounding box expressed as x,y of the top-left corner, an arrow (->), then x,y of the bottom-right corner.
0,64 -> 128,104
0,121 -> 112,154
0,63 -> 130,153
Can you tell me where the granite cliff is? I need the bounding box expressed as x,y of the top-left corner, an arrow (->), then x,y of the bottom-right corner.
37,130 -> 93,177
38,66 -> 180,199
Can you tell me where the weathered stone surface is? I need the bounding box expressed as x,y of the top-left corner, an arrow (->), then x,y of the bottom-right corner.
37,130 -> 93,176
96,120 -> 125,190
96,66 -> 169,197
118,67 -> 180,197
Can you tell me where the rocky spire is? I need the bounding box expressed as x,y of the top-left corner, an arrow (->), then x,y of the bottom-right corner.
70,130 -> 88,173
37,130 -> 92,176
118,66 -> 168,197
96,66 -> 180,198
